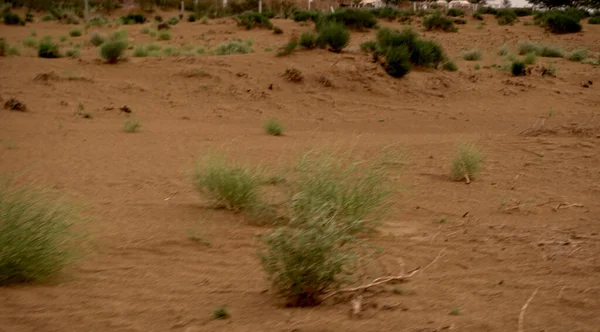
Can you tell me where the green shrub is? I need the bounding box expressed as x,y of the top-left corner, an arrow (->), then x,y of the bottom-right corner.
276,39 -> 298,56
188,13 -> 197,22
376,28 -> 446,69
462,49 -> 482,61
496,10 -> 517,25
498,44 -> 509,56
69,29 -> 82,37
477,7 -> 498,15
157,31 -> 171,40
0,181 -> 82,285
212,306 -> 230,319
293,9 -> 321,22
259,221 -> 356,306
273,26 -> 283,34
167,16 -> 179,25
567,48 -> 588,62
472,12 -> 483,20
360,40 -> 377,53
442,60 -> 458,71
140,27 -> 150,34
450,143 -> 483,182
193,155 -> 262,211
65,48 -> 80,58
163,46 -> 180,56
511,60 -> 526,76
38,38 -> 60,58
100,39 -> 128,63
539,11 -> 582,34
290,150 -> 390,233
87,15 -> 107,27
411,40 -> 444,67
41,13 -> 55,21
317,22 -> 350,53
317,8 -> 377,31
299,32 -> 317,49
133,45 -> 149,57
447,8 -> 464,17
25,12 -> 34,22
3,12 -> 24,25
264,118 -> 284,136
90,31 -> 106,46
538,45 -> 564,58
236,12 -> 273,30
7,45 -> 19,55
0,38 -> 6,56
155,15 -> 163,22
200,16 -> 209,24
517,41 -> 539,55
215,40 -> 253,55
423,13 -> 456,32
385,46 -> 411,78
523,52 -> 537,64
589,16 -> 600,24
22,37 -> 36,48
122,119 -> 141,132
513,8 -> 533,17
120,13 -> 147,24
454,18 -> 466,24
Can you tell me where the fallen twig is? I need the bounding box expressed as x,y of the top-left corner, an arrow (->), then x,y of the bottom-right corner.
554,203 -> 584,211
518,288 -> 539,332
322,269 -> 420,301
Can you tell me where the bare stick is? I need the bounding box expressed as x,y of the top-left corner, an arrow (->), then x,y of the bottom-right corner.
421,248 -> 447,274
464,173 -> 471,184
518,288 -> 539,332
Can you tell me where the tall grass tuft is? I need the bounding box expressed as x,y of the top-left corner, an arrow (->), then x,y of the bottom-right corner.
0,180 -> 83,285
264,118 -> 284,136
450,143 -> 483,182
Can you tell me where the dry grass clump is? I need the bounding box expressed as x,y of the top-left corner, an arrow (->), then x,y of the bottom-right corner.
450,143 -> 483,183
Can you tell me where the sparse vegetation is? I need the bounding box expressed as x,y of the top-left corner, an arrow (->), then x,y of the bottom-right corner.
122,119 -> 141,132
283,68 -> 303,82
38,37 -> 61,58
22,37 -> 36,48
447,8 -> 464,17
264,119 -> 284,136
65,48 -> 80,58
360,40 -> 377,53
511,60 -> 527,75
0,180 -> 82,285
523,52 -> 537,65
517,42 -> 563,58
69,29 -> 82,37
317,8 -> 377,31
423,13 -> 457,32
462,49 -> 482,61
212,306 -> 230,320
235,12 -> 273,30
567,48 -> 588,62
498,44 -> 509,56
3,12 -> 24,25
299,32 -> 317,49
384,46 -> 412,78
449,307 -> 462,315
90,31 -> 106,47
214,40 -> 253,55
167,16 -> 179,26
133,45 -> 149,57
100,39 -> 128,63
589,16 -> 600,24
157,31 -> 171,41
496,10 -> 517,25
193,154 -> 262,211
536,10 -> 582,34
188,13 -> 197,22
317,22 -> 350,53
450,143 -> 483,182
442,60 -> 458,71
273,26 -> 283,35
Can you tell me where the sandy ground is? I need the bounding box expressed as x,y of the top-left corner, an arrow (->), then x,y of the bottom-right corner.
1,10 -> 600,332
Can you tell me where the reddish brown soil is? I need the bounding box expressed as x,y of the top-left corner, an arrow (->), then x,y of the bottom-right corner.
1,10 -> 600,332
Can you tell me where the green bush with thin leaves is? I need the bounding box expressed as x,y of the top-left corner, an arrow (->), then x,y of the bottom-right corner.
567,48 -> 588,62
192,155 -> 263,211
496,10 -> 517,25
462,49 -> 482,61
447,8 -> 464,17
423,13 -> 456,32
299,32 -> 317,49
316,8 -> 376,31
235,12 -> 273,30
511,60 -> 527,76
317,22 -> 350,53
38,37 -> 60,58
90,31 -> 106,47
215,40 -> 253,55
589,16 -> 600,24
450,143 -> 483,182
264,118 -> 284,136
122,119 -> 141,132
69,29 -> 82,37
0,180 -> 82,285
100,39 -> 128,63
384,46 -> 412,78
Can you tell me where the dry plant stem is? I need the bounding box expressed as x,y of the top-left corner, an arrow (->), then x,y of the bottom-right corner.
323,248 -> 446,301
464,173 -> 471,184
518,288 -> 539,332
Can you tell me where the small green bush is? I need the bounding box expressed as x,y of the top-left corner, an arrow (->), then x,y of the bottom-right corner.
69,29 -> 82,37
375,28 -> 446,69
25,12 -> 34,22
157,31 -> 171,41
589,16 -> 600,24
41,13 -> 55,21
6,45 -> 19,55
442,60 -> 458,71
0,180 -> 82,285
517,41 -> 539,55
317,8 -> 377,31
496,10 -> 517,25
513,8 -> 533,17
317,23 -> 350,53
472,12 -> 483,20
498,44 -> 509,56
450,143 -> 483,182
236,12 -> 273,30
188,13 -> 197,22
154,15 -> 163,22
193,155 -> 262,211
523,52 -> 537,65
90,31 -> 106,46
212,306 -> 230,319
3,12 -> 24,25
133,45 -> 149,57
38,38 -> 60,58
299,32 -> 317,49
293,9 -> 321,22
423,13 -> 456,32
22,37 -> 36,48
511,60 -> 527,76
360,40 -> 377,53
447,8 -> 464,17
477,7 -> 498,15
100,39 -> 128,63
276,39 -> 298,56
462,49 -> 482,61
385,46 -> 411,78
215,40 -> 253,55
567,48 -> 588,61
167,16 -> 179,26
411,40 -> 444,67
140,27 -> 150,34
65,48 -> 80,58
259,221 -> 356,306
120,13 -> 147,24
538,45 -> 564,58
264,118 -> 284,136
540,11 -> 582,34
122,119 -> 141,132
273,26 -> 283,34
